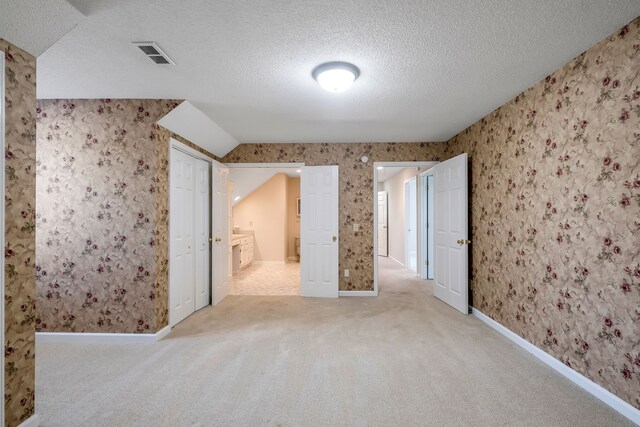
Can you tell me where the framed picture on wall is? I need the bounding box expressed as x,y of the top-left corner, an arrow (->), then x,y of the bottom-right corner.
297,198 -> 301,216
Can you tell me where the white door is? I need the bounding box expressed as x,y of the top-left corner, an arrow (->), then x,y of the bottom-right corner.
195,159 -> 211,310
377,191 -> 388,256
170,149 -> 196,326
405,178 -> 417,271
300,166 -> 339,298
212,164 -> 229,305
433,153 -> 469,314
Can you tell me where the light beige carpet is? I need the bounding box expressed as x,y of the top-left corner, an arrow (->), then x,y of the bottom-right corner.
36,257 -> 633,426
229,262 -> 300,296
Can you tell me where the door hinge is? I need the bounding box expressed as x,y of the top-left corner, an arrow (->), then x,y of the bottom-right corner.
425,259 -> 429,266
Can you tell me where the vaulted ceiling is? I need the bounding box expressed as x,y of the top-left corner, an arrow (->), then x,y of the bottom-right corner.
2,0 -> 640,143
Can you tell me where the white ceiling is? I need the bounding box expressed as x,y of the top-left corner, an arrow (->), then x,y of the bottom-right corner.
159,101 -> 238,157
229,168 -> 299,206
8,1 -> 640,143
0,0 -> 83,56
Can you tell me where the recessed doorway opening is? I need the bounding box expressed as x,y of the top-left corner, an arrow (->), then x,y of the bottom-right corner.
227,166 -> 302,296
373,161 -> 438,295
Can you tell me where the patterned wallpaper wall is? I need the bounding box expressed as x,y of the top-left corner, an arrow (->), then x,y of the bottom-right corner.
223,143 -> 447,290
445,17 -> 640,409
2,39 -> 37,427
35,99 -> 187,334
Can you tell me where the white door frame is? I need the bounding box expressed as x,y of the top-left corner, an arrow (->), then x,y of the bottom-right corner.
403,176 -> 417,272
168,138 -> 217,327
419,170 -> 435,279
373,161 -> 438,295
0,50 -> 5,427
377,190 -> 388,257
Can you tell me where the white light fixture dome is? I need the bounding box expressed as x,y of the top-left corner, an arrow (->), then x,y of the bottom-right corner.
312,62 -> 360,93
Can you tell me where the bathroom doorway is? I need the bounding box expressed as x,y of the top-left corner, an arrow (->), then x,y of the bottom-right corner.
226,165 -> 302,295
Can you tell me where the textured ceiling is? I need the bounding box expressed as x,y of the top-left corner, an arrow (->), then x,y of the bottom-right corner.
0,0 -> 84,56
27,1 -> 640,142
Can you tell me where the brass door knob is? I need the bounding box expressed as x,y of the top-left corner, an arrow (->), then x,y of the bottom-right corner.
457,239 -> 471,245
332,236 -> 337,242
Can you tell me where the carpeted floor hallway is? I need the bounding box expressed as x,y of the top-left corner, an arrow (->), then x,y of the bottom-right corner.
35,257 -> 632,426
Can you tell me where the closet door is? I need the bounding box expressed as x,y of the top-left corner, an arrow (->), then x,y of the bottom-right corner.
170,149 -> 196,326
194,159 -> 211,310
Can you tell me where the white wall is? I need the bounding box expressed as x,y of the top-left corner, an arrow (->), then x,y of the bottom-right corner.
383,168 -> 419,266
233,173 -> 288,262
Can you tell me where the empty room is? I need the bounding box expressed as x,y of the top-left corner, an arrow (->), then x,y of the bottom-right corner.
1,1 -> 639,426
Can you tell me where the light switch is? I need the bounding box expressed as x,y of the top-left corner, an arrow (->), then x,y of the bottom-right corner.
353,223 -> 360,232
344,269 -> 350,278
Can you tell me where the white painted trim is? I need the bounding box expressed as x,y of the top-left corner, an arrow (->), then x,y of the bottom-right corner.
170,137 -> 215,163
155,325 -> 171,340
472,308 -> 640,426
252,260 -> 287,265
0,50 -> 5,427
339,290 -> 377,297
388,256 -> 405,268
373,161 -> 438,296
36,326 -> 171,344
17,414 -> 39,427
225,162 -> 304,168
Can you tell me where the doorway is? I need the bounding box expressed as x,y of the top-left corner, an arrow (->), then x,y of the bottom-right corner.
226,163 -> 340,298
227,166 -> 302,296
373,161 -> 438,295
404,177 -> 418,271
420,172 -> 435,280
377,191 -> 388,256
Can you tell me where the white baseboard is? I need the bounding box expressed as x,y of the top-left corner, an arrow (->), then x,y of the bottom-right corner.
18,414 -> 39,427
252,260 -> 286,265
36,325 -> 171,344
388,256 -> 405,267
339,290 -> 378,297
472,307 -> 640,425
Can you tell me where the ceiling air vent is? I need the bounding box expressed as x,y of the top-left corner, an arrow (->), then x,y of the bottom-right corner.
132,42 -> 175,65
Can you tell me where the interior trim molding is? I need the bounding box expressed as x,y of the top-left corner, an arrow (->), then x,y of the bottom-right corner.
17,414 -> 39,427
338,290 -> 378,297
36,325 -> 171,344
387,256 -> 405,268
472,307 -> 640,425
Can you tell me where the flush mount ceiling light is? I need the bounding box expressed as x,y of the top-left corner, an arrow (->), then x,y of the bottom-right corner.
312,61 -> 360,93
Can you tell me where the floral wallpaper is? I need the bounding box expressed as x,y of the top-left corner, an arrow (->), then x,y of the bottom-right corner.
223,143 -> 448,290
35,99 -> 190,334
444,17 -> 640,409
2,39 -> 37,427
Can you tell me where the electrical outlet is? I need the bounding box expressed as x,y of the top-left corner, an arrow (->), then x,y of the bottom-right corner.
344,269 -> 350,278
353,223 -> 360,232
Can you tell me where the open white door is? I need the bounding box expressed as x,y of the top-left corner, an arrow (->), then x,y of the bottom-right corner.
377,191 -> 388,256
212,163 -> 229,305
300,166 -> 339,298
195,159 -> 211,310
433,153 -> 469,314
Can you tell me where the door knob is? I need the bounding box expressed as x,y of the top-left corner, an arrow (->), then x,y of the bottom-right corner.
457,239 -> 471,245
209,237 -> 212,243
332,236 -> 337,242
